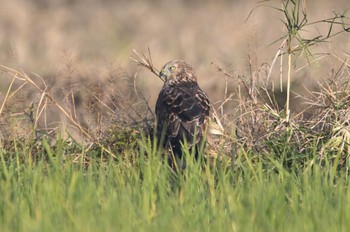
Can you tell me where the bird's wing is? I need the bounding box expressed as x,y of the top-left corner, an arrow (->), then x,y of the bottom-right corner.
156,84 -> 210,147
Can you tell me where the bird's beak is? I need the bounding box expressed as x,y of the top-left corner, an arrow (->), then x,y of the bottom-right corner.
159,69 -> 167,82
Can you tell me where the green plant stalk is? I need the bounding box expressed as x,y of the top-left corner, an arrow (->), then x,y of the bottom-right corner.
286,49 -> 292,123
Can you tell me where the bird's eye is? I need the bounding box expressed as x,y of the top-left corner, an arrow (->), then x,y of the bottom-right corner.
170,66 -> 176,71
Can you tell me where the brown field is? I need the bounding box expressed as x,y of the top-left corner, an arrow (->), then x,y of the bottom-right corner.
0,0 -> 349,140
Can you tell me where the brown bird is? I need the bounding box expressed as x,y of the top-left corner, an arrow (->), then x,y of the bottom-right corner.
155,60 -> 211,167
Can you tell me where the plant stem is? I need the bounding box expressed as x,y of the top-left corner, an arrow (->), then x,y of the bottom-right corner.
286,50 -> 292,123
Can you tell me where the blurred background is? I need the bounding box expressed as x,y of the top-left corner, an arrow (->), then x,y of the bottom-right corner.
0,0 -> 349,136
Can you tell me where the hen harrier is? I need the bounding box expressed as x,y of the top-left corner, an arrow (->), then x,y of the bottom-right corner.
155,60 -> 211,166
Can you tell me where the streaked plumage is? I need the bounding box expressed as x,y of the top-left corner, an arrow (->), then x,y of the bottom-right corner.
155,60 -> 210,164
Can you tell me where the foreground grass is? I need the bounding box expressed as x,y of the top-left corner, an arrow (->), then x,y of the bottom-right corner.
0,138 -> 350,232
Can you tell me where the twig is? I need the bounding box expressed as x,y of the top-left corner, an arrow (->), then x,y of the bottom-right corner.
130,48 -> 162,81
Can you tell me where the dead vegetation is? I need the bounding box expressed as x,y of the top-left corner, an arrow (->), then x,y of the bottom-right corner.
1,46 -> 350,170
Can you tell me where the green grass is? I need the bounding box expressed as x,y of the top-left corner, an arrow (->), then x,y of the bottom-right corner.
1,137 -> 349,232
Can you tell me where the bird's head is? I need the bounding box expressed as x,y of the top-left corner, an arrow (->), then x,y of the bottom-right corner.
159,60 -> 197,86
